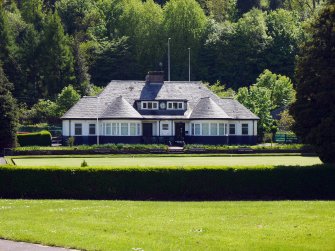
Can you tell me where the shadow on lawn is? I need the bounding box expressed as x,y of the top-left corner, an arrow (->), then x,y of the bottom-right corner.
0,164 -> 334,200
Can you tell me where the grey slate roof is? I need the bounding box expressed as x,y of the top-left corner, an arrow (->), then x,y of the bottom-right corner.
62,81 -> 259,120
189,97 -> 230,119
101,96 -> 142,119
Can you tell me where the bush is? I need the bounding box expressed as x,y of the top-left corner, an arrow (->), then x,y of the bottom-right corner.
0,165 -> 334,200
17,130 -> 52,147
81,160 -> 88,167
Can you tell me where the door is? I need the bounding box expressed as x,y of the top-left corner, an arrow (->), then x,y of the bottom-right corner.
175,122 -> 185,141
143,123 -> 153,137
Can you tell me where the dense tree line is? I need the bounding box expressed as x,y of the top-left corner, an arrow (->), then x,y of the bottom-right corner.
0,0 -> 324,106
291,0 -> 334,163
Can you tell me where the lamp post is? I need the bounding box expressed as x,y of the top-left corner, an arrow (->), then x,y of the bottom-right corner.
188,48 -> 191,82
96,96 -> 100,145
168,38 -> 171,81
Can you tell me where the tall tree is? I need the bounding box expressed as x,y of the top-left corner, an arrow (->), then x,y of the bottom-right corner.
0,62 -> 18,149
0,4 -> 19,90
163,0 -> 207,80
231,9 -> 271,88
38,11 -> 75,99
118,0 -> 164,74
205,0 -> 237,22
291,2 -> 335,163
265,9 -> 303,80
73,35 -> 90,95
237,85 -> 273,136
255,69 -> 295,108
89,37 -> 136,86
20,0 -> 45,31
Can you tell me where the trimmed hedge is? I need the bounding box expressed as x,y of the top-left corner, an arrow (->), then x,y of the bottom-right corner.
16,131 -> 52,147
0,165 -> 334,200
6,143 -> 315,156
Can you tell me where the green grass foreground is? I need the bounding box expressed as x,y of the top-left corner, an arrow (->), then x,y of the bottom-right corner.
11,155 -> 321,168
0,200 -> 334,251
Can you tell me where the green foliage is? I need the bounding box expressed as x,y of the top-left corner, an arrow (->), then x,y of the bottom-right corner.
255,69 -> 295,108
163,0 -> 208,80
278,109 -> 295,131
81,159 -> 88,167
237,0 -> 261,15
118,0 -> 164,74
207,81 -> 236,98
0,164 -> 334,199
265,9 -> 303,79
0,62 -> 18,148
26,99 -> 58,124
55,85 -> 80,115
68,136 -> 75,147
17,130 -> 52,147
20,0 -> 45,31
89,37 -> 136,85
38,11 -> 75,98
205,0 -> 238,22
237,85 -> 273,135
291,2 -> 335,163
56,0 -> 99,35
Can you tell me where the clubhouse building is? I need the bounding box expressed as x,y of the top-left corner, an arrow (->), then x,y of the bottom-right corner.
61,72 -> 259,145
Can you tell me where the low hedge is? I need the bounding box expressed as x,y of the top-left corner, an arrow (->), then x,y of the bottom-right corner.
7,144 -> 168,155
6,144 -> 315,156
17,131 -> 52,147
0,165 -> 334,200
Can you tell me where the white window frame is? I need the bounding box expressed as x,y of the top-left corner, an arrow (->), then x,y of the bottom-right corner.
193,123 -> 201,136
167,101 -> 184,110
210,123 -> 218,136
162,123 -> 169,131
202,123 -> 210,136
141,101 -> 159,110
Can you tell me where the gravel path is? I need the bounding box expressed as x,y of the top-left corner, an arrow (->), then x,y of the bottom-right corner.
0,239 -> 79,251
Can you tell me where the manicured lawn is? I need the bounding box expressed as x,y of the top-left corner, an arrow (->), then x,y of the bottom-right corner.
0,200 -> 334,250
11,155 -> 321,168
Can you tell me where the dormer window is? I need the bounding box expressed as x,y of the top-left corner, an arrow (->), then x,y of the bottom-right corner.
141,101 -> 158,110
167,101 -> 184,110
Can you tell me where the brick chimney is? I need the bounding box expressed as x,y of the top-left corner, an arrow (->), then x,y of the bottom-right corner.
145,71 -> 164,84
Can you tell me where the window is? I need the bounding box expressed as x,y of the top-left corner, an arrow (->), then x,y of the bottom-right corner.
121,123 -> 128,136
162,123 -> 169,131
242,124 -> 249,135
167,101 -> 184,110
194,123 -> 201,135
229,124 -> 235,135
210,123 -> 218,136
74,123 -> 82,135
202,123 -> 209,136
105,123 -> 111,135
89,124 -> 96,135
141,101 -> 158,110
111,123 -> 118,136
219,123 -> 225,136
130,123 -> 136,136
137,123 -> 141,135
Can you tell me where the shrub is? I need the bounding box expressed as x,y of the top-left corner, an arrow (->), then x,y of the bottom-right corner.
81,160 -> 88,167
68,137 -> 75,147
17,130 -> 52,147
